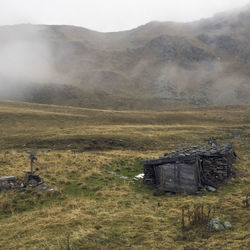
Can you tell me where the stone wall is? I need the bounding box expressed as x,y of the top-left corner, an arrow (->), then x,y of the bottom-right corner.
141,144 -> 237,193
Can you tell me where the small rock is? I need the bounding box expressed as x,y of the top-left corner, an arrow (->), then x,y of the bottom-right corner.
47,188 -> 59,196
223,221 -> 232,229
207,186 -> 217,192
41,148 -> 51,153
0,181 -> 9,192
35,182 -> 50,192
28,179 -> 39,187
207,218 -> 225,231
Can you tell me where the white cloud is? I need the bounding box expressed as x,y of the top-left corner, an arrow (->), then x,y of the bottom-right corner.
0,0 -> 249,31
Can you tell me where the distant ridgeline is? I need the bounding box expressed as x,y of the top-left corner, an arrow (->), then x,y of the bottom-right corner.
141,144 -> 237,194
1,5 -> 250,109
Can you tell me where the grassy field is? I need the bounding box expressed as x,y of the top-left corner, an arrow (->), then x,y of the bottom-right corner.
0,100 -> 249,249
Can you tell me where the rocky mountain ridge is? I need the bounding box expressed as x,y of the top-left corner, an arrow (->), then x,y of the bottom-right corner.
0,5 -> 250,109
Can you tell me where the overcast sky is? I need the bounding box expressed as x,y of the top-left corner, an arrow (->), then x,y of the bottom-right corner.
0,0 -> 250,32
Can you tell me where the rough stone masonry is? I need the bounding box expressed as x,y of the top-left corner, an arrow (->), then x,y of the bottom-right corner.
141,144 -> 237,194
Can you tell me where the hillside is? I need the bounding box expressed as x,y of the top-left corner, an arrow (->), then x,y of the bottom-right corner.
0,101 -> 250,249
0,5 -> 250,109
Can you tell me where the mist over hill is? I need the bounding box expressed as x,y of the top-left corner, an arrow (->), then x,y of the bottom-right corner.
0,5 -> 250,109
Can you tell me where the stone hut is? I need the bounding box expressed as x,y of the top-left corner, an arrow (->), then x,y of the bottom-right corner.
141,144 -> 237,194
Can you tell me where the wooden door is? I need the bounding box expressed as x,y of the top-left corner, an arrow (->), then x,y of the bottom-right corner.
155,163 -> 198,193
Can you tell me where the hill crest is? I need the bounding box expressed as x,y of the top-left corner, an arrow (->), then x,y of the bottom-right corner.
0,6 -> 250,109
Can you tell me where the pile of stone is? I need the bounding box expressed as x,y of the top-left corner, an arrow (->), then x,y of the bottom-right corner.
1,152 -> 58,196
0,176 -> 25,192
0,173 -> 58,196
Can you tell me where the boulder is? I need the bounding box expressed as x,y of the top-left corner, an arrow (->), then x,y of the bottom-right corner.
0,180 -> 10,192
28,179 -> 39,187
207,218 -> 225,231
206,186 -> 217,192
223,221 -> 232,229
46,188 -> 59,197
35,182 -> 50,192
0,176 -> 16,182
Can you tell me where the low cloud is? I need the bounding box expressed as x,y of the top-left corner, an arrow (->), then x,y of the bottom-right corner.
0,25 -> 59,99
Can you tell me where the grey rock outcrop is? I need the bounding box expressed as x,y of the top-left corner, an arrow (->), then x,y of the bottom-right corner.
208,218 -> 225,231
148,35 -> 215,63
198,34 -> 250,63
207,218 -> 232,231
147,35 -> 177,61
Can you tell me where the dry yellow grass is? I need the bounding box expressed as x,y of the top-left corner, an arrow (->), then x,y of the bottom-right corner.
0,101 -> 249,249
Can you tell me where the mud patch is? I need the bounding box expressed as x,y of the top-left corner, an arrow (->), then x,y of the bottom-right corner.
11,136 -> 154,151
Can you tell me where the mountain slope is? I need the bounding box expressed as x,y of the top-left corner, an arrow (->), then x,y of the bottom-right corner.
0,5 -> 250,109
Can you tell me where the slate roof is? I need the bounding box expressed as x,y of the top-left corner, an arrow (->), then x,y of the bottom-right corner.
141,144 -> 234,166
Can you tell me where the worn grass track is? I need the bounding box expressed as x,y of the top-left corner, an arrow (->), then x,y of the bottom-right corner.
0,101 -> 249,249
